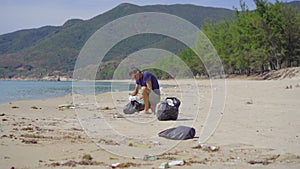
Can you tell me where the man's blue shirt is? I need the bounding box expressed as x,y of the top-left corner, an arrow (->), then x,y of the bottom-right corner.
136,71 -> 160,90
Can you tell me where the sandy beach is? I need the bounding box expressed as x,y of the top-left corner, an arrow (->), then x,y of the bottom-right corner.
1,75 -> 300,169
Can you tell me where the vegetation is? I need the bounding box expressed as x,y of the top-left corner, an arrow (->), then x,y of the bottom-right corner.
0,1 -> 299,79
142,0 -> 300,79
201,0 -> 300,76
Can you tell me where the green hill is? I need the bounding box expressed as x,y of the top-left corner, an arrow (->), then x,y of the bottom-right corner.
0,3 -> 235,79
286,1 -> 300,8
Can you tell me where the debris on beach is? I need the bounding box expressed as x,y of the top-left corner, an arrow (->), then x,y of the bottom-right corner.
128,140 -> 151,148
151,140 -> 161,146
185,158 -> 209,165
49,160 -> 105,167
30,106 -> 40,109
248,159 -> 270,165
99,106 -> 116,110
58,104 -> 76,110
157,154 -> 177,161
70,127 -> 83,131
143,154 -> 158,161
11,106 -> 19,109
158,162 -> 169,168
158,160 -> 185,168
168,160 -> 185,166
21,127 -> 34,131
47,154 -> 108,167
245,99 -> 253,104
113,113 -> 125,118
2,155 -> 10,159
285,84 -> 300,89
2,134 -> 17,139
21,139 -> 38,144
111,162 -> 120,168
98,138 -> 120,145
82,154 -> 93,161
192,142 -> 220,152
248,154 -> 280,166
77,160 -> 105,166
109,157 -> 119,160
111,162 -> 141,168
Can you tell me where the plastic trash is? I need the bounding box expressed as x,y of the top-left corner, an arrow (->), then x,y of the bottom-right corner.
138,99 -> 145,105
152,141 -> 160,145
209,145 -> 218,151
111,162 -> 120,168
166,99 -> 174,106
197,142 -> 219,152
168,160 -> 185,166
143,155 -> 157,161
158,162 -> 169,168
129,95 -> 137,101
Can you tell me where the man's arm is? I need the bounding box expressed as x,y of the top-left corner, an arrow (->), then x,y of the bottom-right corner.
130,84 -> 139,96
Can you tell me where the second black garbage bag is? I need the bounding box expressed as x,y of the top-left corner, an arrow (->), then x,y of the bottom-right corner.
156,97 -> 181,121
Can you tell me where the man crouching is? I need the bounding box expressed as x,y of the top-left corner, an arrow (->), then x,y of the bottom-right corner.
129,68 -> 161,114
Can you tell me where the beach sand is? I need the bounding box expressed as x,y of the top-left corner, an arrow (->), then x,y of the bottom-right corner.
0,77 -> 299,169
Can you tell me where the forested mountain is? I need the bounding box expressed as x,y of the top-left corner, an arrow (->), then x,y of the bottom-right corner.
0,1 -> 299,79
0,3 -> 233,79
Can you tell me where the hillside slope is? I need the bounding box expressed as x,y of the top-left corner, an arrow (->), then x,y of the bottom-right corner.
0,3 -> 234,79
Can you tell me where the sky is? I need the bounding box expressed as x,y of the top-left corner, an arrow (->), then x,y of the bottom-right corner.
0,0 -> 295,35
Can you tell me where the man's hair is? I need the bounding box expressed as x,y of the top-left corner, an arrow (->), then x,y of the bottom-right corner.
129,67 -> 141,76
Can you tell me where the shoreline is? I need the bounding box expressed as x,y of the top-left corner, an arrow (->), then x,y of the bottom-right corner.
1,66 -> 300,83
1,66 -> 299,82
1,76 -> 299,105
0,79 -> 178,105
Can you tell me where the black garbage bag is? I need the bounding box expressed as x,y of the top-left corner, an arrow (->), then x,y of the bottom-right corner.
156,97 -> 181,121
123,100 -> 144,114
158,126 -> 196,140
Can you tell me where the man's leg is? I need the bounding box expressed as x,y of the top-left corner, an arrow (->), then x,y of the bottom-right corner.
141,87 -> 150,112
150,104 -> 156,114
149,90 -> 160,114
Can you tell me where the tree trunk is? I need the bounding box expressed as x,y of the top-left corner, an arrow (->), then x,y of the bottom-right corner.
276,56 -> 280,70
269,61 -> 275,70
260,65 -> 265,73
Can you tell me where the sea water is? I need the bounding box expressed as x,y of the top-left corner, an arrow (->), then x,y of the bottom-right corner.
0,80 -> 135,104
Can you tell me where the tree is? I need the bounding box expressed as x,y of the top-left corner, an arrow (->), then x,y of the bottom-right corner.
201,0 -> 299,76
283,5 -> 300,67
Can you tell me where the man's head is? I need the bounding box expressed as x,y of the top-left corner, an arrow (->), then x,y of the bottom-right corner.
129,67 -> 142,80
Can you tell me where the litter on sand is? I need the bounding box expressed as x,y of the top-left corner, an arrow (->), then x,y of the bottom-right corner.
192,142 -> 220,152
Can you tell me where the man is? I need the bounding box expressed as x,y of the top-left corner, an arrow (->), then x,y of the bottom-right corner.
129,68 -> 161,114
